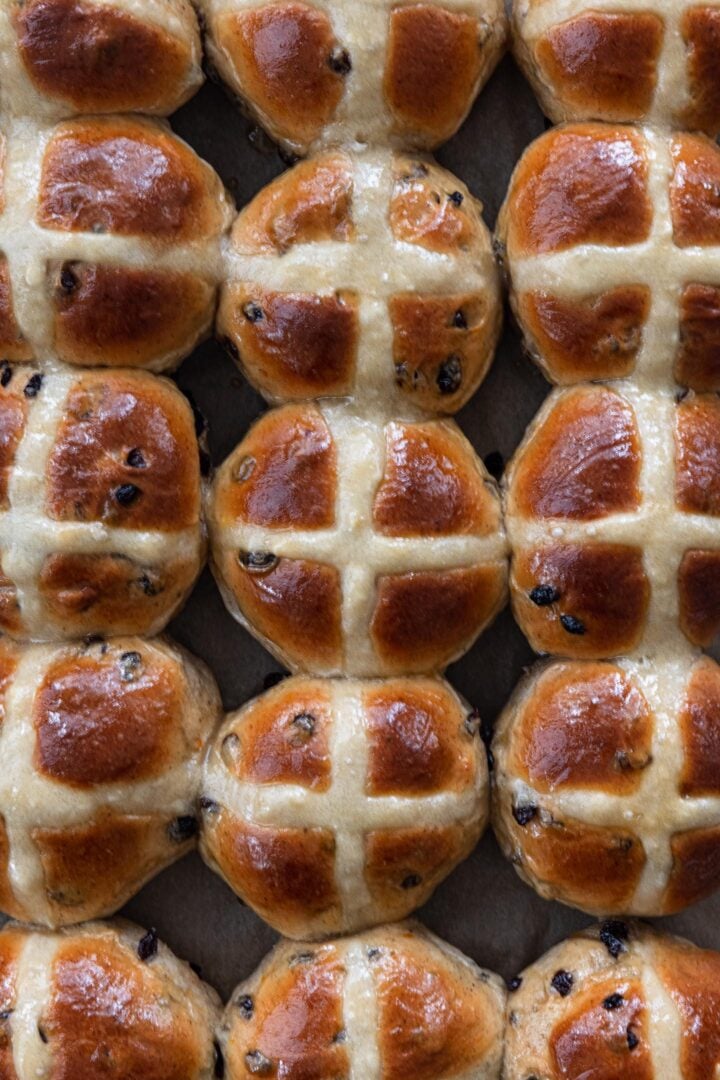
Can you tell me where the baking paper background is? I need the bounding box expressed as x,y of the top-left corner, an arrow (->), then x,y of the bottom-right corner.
90,55 -> 720,999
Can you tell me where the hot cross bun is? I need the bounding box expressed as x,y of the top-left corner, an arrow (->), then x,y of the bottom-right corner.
504,921 -> 720,1080
504,384 -> 720,658
0,919 -> 221,1079
200,674 -> 487,938
493,653 -> 720,916
512,0 -> 720,135
0,635 -> 220,926
496,124 -> 720,391
0,365 -> 205,641
219,147 -> 502,413
0,0 -> 203,119
207,401 -> 508,676
199,0 -> 507,156
218,922 -> 505,1079
0,114 -> 232,371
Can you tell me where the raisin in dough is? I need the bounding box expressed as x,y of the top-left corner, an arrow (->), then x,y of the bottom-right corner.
0,365 -> 206,641
207,400 -> 508,676
0,0 -> 203,119
0,919 -> 221,1079
504,383 -> 720,658
199,0 -> 507,155
0,635 -> 221,926
200,674 -> 487,938
493,653 -> 720,916
505,921 -> 720,1080
0,114 -> 232,370
512,0 -> 720,135
219,922 -> 505,1079
496,124 -> 720,391
219,147 -> 502,413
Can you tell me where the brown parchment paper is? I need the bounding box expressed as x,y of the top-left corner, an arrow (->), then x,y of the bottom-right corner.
107,57 -> 720,1002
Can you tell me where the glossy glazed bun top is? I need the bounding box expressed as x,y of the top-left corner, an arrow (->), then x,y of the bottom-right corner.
199,0 -> 507,155
505,921 -> 720,1080
0,0 -> 203,118
513,0 -> 720,135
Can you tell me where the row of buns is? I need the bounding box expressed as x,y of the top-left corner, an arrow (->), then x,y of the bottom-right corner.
3,0 -> 720,144
2,633 -> 720,934
3,353 -> 718,672
0,916 -> 716,1078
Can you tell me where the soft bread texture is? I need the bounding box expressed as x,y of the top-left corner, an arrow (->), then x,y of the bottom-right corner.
207,400 -> 508,676
497,124 -> 720,390
0,114 -> 232,371
0,364 -> 205,641
219,921 -> 505,1079
219,147 -> 502,413
200,674 -> 488,938
504,383 -> 720,657
504,921 -> 720,1080
0,635 -> 221,926
0,919 -> 221,1079
199,0 -> 506,155
512,0 -> 720,135
0,0 -> 203,119
493,654 -> 720,916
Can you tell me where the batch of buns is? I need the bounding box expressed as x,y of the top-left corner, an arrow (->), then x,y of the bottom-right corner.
0,0 -> 719,1076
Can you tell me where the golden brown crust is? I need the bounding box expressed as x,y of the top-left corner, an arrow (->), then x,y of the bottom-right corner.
373,928 -> 503,1079
534,13 -> 663,121
14,0 -> 200,115
0,259 -> 32,362
215,3 -> 344,148
46,372 -> 200,531
390,291 -> 497,410
676,393 -> 720,515
505,923 -> 720,1080
655,931 -> 720,1079
679,548 -> 720,647
501,123 -> 652,256
511,543 -> 649,659
680,658 -> 720,796
670,132 -> 720,248
223,944 -> 348,1079
32,815 -> 171,922
550,979 -> 652,1079
391,157 -> 486,254
0,382 -> 27,510
35,551 -> 198,639
211,815 -> 340,928
0,931 -> 18,1078
682,6 -> 720,134
220,286 -> 358,399
216,553 -> 344,671
678,284 -> 720,390
221,150 -> 501,413
33,646 -> 184,786
221,925 -> 505,1079
371,565 -> 506,673
213,404 -> 336,530
231,152 -> 354,255
372,421 -> 495,537
364,681 -> 475,796
38,117 -> 222,241
384,6 -> 486,145
509,662 -> 652,795
516,814 -> 645,912
53,263 -> 213,369
46,932 -> 212,1079
516,287 -> 650,384
231,679 -> 333,790
508,386 -> 641,520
